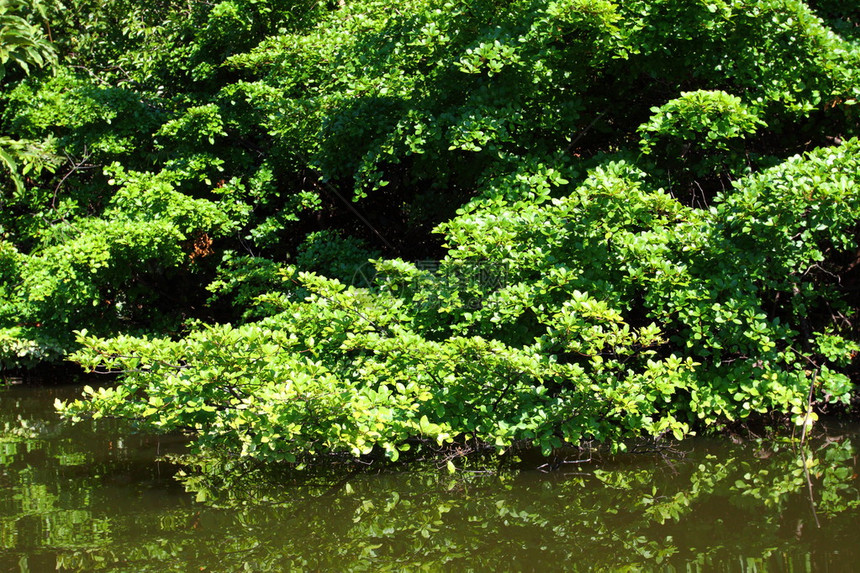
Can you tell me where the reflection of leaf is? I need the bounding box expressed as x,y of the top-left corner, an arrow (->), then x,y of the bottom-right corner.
5,386 -> 860,571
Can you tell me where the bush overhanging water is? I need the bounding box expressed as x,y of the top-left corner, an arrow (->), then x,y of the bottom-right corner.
0,0 -> 856,461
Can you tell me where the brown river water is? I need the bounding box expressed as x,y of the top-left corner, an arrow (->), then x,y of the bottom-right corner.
2,382 -> 860,572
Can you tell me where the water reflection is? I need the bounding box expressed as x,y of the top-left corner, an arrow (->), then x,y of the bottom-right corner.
2,383 -> 860,572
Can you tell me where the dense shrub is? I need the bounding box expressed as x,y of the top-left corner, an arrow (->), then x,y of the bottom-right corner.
63,140 -> 860,460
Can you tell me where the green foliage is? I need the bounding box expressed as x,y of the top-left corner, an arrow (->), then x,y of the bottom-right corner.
62,140 -> 860,462
0,0 -> 56,82
0,0 -> 58,192
206,252 -> 289,320
295,230 -> 381,283
0,165 -> 238,365
0,134 -> 59,194
639,89 -> 766,179
0,0 -> 855,459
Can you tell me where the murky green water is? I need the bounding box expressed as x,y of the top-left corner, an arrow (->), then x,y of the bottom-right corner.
2,383 -> 860,572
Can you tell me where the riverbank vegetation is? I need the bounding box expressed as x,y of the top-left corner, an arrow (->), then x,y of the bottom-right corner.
1,0 -> 858,462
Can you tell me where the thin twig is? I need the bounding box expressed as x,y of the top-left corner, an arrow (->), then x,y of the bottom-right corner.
565,112 -> 606,152
52,147 -> 96,210
314,178 -> 395,251
799,445 -> 822,529
800,369 -> 818,446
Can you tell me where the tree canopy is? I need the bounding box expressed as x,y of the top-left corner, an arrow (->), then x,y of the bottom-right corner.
0,0 -> 858,461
